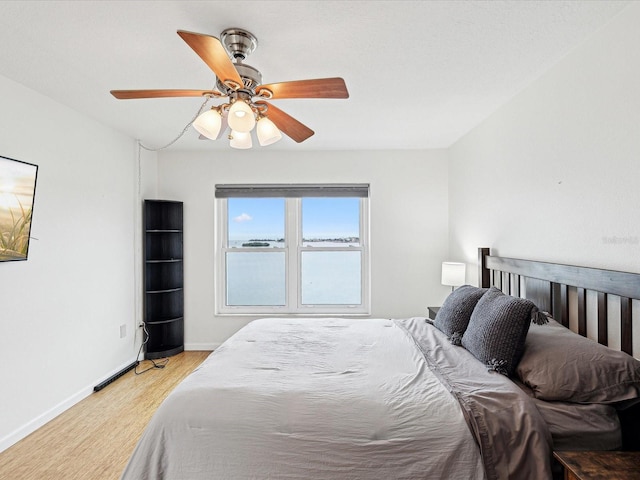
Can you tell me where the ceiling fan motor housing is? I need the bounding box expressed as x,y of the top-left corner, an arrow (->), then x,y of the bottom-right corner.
218,63 -> 262,94
218,28 -> 262,93
220,28 -> 258,60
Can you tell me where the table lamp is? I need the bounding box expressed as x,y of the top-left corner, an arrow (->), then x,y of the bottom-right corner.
441,262 -> 466,291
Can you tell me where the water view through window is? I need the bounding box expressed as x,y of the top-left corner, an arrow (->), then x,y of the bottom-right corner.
226,197 -> 362,306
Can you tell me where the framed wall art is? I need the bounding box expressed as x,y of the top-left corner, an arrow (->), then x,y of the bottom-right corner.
0,155 -> 38,262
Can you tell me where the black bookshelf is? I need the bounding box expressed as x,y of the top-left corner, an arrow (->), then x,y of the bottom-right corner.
143,200 -> 184,359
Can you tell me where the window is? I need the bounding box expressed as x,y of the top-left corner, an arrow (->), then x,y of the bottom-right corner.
215,184 -> 369,315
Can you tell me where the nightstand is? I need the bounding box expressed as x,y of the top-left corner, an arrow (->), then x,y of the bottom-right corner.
553,451 -> 640,480
427,307 -> 440,320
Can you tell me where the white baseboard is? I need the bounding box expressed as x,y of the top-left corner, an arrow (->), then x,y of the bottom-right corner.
184,343 -> 218,351
0,356 -> 138,454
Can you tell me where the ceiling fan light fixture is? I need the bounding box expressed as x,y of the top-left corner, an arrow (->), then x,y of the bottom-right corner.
111,29 -> 349,149
256,117 -> 282,146
229,130 -> 252,149
228,99 -> 255,132
192,108 -> 222,140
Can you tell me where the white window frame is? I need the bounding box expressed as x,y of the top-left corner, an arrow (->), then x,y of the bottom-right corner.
215,186 -> 370,316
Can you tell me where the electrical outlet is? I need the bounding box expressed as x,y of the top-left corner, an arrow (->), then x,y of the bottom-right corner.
119,324 -> 127,338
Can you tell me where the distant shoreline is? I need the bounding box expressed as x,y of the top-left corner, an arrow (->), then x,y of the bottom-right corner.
242,241 -> 270,247
244,237 -> 360,243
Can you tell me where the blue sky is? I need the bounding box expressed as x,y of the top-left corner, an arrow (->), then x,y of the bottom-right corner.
228,198 -> 360,240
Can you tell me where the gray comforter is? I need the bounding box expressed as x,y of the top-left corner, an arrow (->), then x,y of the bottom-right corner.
122,317 -> 552,479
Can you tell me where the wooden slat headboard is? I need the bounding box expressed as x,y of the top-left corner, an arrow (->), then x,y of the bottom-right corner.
478,247 -> 640,357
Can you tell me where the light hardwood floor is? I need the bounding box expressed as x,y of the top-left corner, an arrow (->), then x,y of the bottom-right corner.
0,351 -> 210,480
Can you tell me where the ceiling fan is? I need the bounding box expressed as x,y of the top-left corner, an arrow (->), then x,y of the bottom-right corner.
110,28 -> 349,148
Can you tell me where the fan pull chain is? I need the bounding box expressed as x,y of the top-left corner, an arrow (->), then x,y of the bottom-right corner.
138,94 -> 214,151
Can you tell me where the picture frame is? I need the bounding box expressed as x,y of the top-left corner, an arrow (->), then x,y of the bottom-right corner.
0,155 -> 39,261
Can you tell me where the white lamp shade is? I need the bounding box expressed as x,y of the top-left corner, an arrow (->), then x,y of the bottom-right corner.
256,117 -> 282,146
228,100 -> 256,133
229,130 -> 252,149
192,108 -> 222,140
441,262 -> 466,287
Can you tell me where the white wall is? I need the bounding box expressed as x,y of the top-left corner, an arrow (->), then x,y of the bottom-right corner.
0,74 -> 142,452
156,149 -> 450,348
448,3 -> 640,279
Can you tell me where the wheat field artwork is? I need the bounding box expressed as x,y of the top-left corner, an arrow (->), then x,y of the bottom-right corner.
0,156 -> 38,261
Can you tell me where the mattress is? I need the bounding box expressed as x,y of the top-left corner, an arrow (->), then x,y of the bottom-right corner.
514,380 -> 622,451
536,399 -> 622,450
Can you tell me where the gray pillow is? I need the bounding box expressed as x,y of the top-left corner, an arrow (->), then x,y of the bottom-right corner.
462,287 -> 537,377
516,318 -> 640,405
433,285 -> 488,340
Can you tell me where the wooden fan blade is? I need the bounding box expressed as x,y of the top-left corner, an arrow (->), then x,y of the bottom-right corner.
256,77 -> 349,99
177,30 -> 243,87
110,89 -> 217,99
255,101 -> 314,143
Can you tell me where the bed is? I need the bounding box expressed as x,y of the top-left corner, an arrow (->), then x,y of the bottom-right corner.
121,248 -> 640,480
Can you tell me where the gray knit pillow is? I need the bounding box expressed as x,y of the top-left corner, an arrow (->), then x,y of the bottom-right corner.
462,287 -> 537,377
433,285 -> 488,341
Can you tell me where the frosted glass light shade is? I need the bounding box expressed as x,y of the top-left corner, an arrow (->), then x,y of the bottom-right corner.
256,117 -> 282,146
192,108 -> 222,140
229,130 -> 252,149
228,100 -> 256,133
441,262 -> 466,287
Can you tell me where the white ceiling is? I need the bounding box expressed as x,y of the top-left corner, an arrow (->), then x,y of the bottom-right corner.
0,1 -> 630,152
